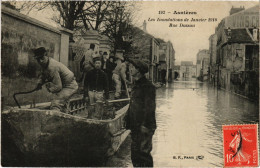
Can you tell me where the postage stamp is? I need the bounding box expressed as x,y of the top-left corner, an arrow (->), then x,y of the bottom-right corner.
223,124 -> 259,167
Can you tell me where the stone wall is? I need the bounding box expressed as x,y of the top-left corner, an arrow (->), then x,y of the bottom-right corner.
1,6 -> 72,107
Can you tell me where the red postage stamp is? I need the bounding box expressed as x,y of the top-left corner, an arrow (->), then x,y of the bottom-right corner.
223,124 -> 259,167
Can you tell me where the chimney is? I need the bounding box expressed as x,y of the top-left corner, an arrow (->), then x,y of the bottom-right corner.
143,20 -> 147,32
229,6 -> 245,15
253,28 -> 258,41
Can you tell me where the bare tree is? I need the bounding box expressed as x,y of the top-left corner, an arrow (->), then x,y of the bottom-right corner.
51,1 -> 89,30
100,1 -> 137,52
15,1 -> 138,51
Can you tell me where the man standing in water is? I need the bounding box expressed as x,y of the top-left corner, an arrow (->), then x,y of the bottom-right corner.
125,58 -> 157,167
34,47 -> 78,113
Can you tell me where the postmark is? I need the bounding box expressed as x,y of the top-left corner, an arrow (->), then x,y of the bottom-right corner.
223,124 -> 258,167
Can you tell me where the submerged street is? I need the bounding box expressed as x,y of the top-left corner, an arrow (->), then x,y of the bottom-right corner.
108,80 -> 259,167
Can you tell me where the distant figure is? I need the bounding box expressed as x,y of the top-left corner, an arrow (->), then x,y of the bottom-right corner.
79,44 -> 95,83
83,55 -> 109,106
112,54 -> 127,98
125,59 -> 156,167
102,52 -> 108,70
161,69 -> 167,84
174,71 -> 179,80
34,47 -> 78,113
106,54 -> 117,91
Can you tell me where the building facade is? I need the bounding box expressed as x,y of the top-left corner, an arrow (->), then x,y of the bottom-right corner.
158,41 -> 175,82
214,5 -> 259,100
180,61 -> 195,79
129,24 -> 175,83
196,49 -> 210,81
150,38 -> 160,82
209,34 -> 218,85
129,26 -> 161,82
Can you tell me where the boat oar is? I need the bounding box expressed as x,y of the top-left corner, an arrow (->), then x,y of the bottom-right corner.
124,80 -> 130,99
13,87 -> 39,108
108,98 -> 130,103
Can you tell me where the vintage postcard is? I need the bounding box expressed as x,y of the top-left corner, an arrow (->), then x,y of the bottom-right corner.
1,0 -> 259,167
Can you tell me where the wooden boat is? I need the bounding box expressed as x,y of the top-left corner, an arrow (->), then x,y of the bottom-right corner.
2,94 -> 130,167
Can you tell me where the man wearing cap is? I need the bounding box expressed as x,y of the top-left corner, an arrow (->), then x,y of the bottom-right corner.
125,59 -> 157,167
34,47 -> 78,113
112,53 -> 127,98
83,55 -> 109,118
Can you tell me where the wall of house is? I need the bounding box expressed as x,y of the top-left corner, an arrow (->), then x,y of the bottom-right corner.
1,6 -> 71,107
196,50 -> 209,79
150,38 -> 160,82
218,43 -> 259,99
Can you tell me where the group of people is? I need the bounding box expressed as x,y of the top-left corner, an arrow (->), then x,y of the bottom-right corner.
33,45 -> 156,167
79,44 -> 129,103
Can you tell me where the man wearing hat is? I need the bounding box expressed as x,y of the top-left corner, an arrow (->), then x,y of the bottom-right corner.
34,47 -> 78,113
105,54 -> 117,91
125,59 -> 157,167
83,55 -> 109,118
112,53 -> 127,98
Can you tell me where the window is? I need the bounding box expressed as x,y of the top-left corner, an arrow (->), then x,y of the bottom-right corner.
245,46 -> 253,71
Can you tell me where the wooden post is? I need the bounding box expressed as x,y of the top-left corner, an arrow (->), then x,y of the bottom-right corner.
87,104 -> 95,119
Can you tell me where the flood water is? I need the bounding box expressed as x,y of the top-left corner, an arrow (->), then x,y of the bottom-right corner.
107,79 -> 259,167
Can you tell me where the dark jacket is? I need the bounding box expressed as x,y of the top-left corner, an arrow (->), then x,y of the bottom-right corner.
106,60 -> 116,73
125,76 -> 156,131
84,69 -> 109,99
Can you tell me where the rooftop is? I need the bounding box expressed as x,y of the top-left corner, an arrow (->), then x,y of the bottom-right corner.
224,28 -> 257,43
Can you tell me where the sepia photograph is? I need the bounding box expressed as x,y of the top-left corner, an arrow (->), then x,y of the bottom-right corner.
1,0 -> 259,167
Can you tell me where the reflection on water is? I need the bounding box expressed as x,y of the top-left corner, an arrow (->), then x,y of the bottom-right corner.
152,80 -> 258,167
109,80 -> 259,167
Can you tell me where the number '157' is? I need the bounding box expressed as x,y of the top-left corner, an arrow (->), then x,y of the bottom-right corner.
159,11 -> 165,14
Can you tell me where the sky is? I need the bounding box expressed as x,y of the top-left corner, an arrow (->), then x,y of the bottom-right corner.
19,1 -> 259,65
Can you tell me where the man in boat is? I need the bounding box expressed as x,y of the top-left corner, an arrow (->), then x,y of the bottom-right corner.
83,55 -> 109,118
34,47 -> 78,113
112,54 -> 128,99
125,58 -> 157,167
